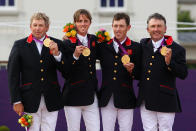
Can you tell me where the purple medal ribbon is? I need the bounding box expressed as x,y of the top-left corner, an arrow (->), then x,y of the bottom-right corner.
77,35 -> 91,48
158,38 -> 165,52
33,37 -> 44,44
114,37 -> 128,56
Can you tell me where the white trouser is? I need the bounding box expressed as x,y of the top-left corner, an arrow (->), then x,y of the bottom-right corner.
101,96 -> 133,131
27,96 -> 58,131
64,95 -> 100,131
140,103 -> 175,131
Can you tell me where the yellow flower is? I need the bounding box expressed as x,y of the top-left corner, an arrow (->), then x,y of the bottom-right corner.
104,32 -> 109,36
66,32 -> 71,37
106,36 -> 110,41
71,30 -> 77,37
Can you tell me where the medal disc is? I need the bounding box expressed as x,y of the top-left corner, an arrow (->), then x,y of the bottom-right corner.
82,48 -> 91,56
121,55 -> 130,64
160,46 -> 167,56
43,38 -> 51,47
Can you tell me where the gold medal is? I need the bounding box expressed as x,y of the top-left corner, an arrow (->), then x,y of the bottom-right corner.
160,46 -> 167,56
82,48 -> 91,56
43,38 -> 51,47
121,55 -> 130,64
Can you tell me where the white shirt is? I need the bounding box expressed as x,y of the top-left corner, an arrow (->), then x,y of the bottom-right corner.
152,37 -> 164,52
77,34 -> 88,47
34,36 -> 44,54
113,37 -> 127,53
73,34 -> 88,60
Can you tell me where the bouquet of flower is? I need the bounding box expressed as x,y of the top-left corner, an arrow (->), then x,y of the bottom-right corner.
18,114 -> 33,128
63,23 -> 77,37
95,28 -> 111,43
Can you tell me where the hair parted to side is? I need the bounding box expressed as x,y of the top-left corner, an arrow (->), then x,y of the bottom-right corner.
112,12 -> 130,26
147,13 -> 166,25
73,9 -> 92,23
30,12 -> 50,26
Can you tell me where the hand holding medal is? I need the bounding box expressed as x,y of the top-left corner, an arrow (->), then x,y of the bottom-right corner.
43,38 -> 51,47
43,38 -> 60,56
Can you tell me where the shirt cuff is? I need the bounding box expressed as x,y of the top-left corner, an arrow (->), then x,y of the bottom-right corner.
14,101 -> 22,105
73,54 -> 79,60
53,52 -> 62,62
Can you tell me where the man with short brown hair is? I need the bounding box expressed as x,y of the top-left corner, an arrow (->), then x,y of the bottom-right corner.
97,12 -> 141,131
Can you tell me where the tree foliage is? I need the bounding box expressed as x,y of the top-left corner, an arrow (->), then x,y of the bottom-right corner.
177,7 -> 196,32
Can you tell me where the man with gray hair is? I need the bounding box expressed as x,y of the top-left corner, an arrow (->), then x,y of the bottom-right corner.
8,12 -> 65,131
137,13 -> 188,131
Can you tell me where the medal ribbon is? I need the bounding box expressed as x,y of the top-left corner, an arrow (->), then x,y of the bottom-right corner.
114,37 -> 128,56
158,38 -> 165,53
77,35 -> 90,48
33,35 -> 48,44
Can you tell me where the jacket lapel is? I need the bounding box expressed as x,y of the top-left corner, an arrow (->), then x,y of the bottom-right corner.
41,45 -> 50,57
145,40 -> 154,54
28,41 -> 41,58
105,41 -> 116,54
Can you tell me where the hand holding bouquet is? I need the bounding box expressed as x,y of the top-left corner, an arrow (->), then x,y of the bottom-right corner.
18,114 -> 33,129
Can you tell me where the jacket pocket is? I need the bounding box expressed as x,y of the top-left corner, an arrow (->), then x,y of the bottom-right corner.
70,80 -> 85,86
160,85 -> 175,95
20,83 -> 32,91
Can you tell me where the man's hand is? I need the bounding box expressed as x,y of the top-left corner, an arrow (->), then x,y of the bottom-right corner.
73,45 -> 85,58
13,103 -> 24,116
62,35 -> 68,40
123,62 -> 134,73
165,48 -> 172,65
49,41 -> 60,56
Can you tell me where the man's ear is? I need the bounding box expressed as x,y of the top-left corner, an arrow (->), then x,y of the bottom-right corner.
46,25 -> 49,32
147,26 -> 150,33
127,25 -> 131,31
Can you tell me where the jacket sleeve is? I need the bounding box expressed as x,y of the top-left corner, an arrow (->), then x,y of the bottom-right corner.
56,40 -> 77,79
7,41 -> 22,104
132,43 -> 142,80
167,45 -> 188,80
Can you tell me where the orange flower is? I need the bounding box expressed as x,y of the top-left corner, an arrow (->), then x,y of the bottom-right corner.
63,26 -> 69,32
70,24 -> 74,29
98,34 -> 102,38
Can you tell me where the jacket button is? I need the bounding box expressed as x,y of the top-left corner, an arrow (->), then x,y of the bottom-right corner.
40,60 -> 43,63
149,62 -> 152,66
41,77 -> 44,81
90,71 -> 93,74
72,61 -> 76,64
89,65 -> 92,67
147,78 -> 150,80
114,62 -> 118,66
41,69 -> 44,72
115,56 -> 118,59
62,61 -> 64,64
113,77 -> 117,80
152,56 -> 155,59
168,67 -> 172,71
114,70 -> 117,73
88,57 -> 91,60
148,70 -> 151,73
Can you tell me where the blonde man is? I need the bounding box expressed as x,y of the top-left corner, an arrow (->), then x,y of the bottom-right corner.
8,12 -> 64,131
